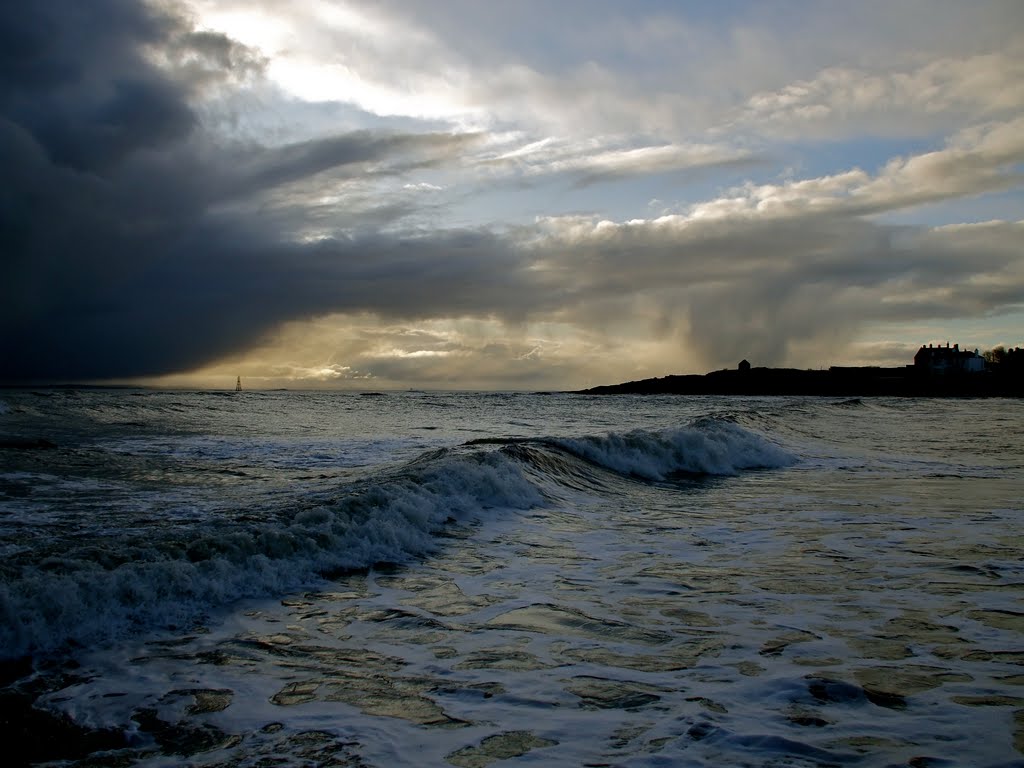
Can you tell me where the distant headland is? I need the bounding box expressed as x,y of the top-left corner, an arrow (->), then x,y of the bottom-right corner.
577,343 -> 1024,397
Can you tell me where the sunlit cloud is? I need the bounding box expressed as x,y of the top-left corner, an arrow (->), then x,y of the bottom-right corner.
740,47 -> 1024,138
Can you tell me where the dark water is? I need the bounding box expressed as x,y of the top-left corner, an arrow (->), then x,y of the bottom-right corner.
0,390 -> 1021,766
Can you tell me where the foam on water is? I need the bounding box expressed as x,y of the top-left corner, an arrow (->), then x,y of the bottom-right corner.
0,448 -> 541,660
0,419 -> 790,661
552,418 -> 796,480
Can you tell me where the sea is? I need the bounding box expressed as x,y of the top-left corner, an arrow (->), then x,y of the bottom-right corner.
0,389 -> 1021,767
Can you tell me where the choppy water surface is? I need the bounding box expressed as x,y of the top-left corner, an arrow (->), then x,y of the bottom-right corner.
0,390 -> 1021,766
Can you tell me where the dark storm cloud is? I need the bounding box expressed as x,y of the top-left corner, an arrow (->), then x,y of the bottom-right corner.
0,120 -> 526,379
0,0 -> 511,381
211,131 -> 476,203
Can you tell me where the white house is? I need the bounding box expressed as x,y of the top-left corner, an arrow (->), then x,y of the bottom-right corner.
913,343 -> 984,374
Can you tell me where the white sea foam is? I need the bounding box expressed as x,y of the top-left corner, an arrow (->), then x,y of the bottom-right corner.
553,419 -> 796,480
0,449 -> 542,660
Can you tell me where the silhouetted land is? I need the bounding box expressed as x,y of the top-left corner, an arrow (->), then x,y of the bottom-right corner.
576,366 -> 1023,397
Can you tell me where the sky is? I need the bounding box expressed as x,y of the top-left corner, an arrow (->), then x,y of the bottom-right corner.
2,0 -> 1023,390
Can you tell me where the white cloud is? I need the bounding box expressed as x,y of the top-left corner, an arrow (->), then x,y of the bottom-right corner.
741,48 -> 1024,138
380,348 -> 458,359
188,0 -> 486,126
402,182 -> 443,192
482,138 -> 753,183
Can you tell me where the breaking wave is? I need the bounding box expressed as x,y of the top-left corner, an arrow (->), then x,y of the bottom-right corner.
549,418 -> 796,480
0,449 -> 540,660
0,420 -> 793,660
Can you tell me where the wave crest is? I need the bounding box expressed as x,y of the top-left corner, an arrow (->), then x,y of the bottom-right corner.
0,420 -> 793,660
0,450 -> 541,660
551,419 -> 795,480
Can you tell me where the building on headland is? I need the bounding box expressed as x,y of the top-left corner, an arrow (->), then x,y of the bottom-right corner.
913,343 -> 984,374
578,341 -> 1022,396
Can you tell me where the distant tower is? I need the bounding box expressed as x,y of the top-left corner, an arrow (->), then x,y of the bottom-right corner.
235,376 -> 242,392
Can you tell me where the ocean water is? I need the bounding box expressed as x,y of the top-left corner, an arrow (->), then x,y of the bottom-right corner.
0,389 -> 1021,767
